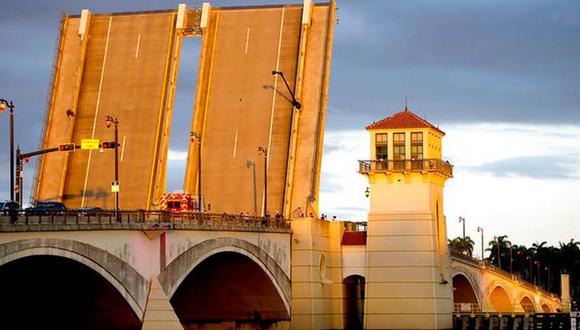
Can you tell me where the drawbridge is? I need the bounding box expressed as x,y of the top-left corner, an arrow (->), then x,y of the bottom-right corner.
34,1 -> 335,217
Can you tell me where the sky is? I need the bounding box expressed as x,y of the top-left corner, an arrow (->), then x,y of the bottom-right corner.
0,0 -> 579,250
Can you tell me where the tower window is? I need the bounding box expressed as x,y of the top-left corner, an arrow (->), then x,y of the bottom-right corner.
393,133 -> 405,160
411,132 -> 423,160
375,133 -> 388,160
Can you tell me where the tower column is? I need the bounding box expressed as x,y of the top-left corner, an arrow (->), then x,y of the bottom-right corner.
361,109 -> 453,329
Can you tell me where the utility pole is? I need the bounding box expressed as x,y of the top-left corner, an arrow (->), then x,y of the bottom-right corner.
105,116 -> 120,220
459,217 -> 466,239
0,99 -> 15,203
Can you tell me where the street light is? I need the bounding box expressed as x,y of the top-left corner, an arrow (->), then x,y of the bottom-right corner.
246,160 -> 258,216
0,99 -> 15,203
105,115 -> 120,220
190,131 -> 202,215
494,236 -> 501,270
364,187 -> 370,198
507,242 -> 513,274
271,71 -> 301,109
534,261 -> 541,286
258,146 -> 268,217
526,255 -> 533,282
459,217 -> 466,239
477,226 -> 484,260
544,266 -> 551,291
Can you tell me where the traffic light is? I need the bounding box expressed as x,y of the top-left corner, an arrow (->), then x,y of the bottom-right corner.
101,141 -> 119,149
58,143 -> 76,152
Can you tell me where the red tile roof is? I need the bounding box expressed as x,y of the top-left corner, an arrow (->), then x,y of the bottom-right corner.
366,108 -> 445,135
341,231 -> 367,245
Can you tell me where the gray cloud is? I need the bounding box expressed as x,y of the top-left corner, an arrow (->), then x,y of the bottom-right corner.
467,156 -> 580,179
1,0 -> 580,199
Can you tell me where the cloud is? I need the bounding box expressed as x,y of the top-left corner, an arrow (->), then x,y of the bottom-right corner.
468,156 -> 580,179
167,150 -> 188,161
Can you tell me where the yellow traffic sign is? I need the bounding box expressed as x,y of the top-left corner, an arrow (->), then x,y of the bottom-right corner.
81,139 -> 100,150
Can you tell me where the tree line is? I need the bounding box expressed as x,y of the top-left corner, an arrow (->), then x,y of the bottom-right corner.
448,236 -> 579,308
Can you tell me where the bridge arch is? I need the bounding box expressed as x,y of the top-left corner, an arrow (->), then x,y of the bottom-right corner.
452,273 -> 481,312
519,295 -> 536,313
541,303 -> 552,312
0,238 -> 149,323
158,237 -> 291,313
488,284 -> 514,312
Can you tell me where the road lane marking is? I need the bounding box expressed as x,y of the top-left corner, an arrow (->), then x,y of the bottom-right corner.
135,33 -> 141,58
263,7 -> 285,215
121,135 -> 127,162
81,16 -> 113,207
233,130 -> 238,158
244,27 -> 250,54
267,7 -> 285,161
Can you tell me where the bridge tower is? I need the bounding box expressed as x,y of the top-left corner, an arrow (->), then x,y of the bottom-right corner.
359,107 -> 454,329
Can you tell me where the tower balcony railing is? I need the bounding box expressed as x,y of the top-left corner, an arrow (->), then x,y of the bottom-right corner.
358,159 -> 453,177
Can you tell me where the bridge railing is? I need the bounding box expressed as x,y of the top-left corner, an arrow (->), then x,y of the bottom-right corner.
453,303 -> 482,314
358,159 -> 453,177
449,249 -> 561,301
0,210 -> 291,232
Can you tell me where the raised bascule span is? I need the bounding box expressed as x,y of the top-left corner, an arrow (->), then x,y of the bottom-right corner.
34,1 -> 335,218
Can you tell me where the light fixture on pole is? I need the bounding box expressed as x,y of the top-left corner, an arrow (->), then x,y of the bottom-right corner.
246,160 -> 258,216
258,146 -> 268,217
105,115 -> 120,221
494,236 -> 501,270
271,71 -> 301,109
190,131 -> 202,215
507,242 -> 513,274
458,217 -> 466,239
0,99 -> 15,203
534,261 -> 541,286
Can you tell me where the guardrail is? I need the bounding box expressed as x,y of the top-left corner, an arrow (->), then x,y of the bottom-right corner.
358,159 -> 453,177
0,210 -> 291,232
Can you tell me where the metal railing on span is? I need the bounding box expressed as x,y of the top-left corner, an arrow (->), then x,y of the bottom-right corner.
449,249 -> 560,301
358,159 -> 453,177
0,210 -> 291,232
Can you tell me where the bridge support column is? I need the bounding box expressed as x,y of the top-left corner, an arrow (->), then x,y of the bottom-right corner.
561,274 -> 571,313
142,278 -> 183,330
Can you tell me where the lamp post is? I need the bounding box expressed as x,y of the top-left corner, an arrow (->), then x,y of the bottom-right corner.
258,146 -> 268,217
544,266 -> 550,291
477,226 -> 484,260
507,242 -> 513,274
459,217 -> 466,239
246,160 -> 258,216
494,236 -> 501,270
271,71 -> 301,109
190,131 -> 202,214
0,99 -> 15,203
105,115 -> 119,219
526,256 -> 532,282
534,261 -> 541,286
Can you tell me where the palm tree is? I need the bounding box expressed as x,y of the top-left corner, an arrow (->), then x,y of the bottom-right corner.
448,236 -> 475,257
486,235 -> 511,269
